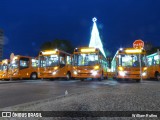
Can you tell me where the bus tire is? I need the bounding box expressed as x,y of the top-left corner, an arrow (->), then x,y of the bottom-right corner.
66,72 -> 71,80
80,79 -> 84,81
136,79 -> 140,83
30,73 -> 37,80
155,72 -> 160,81
98,72 -> 104,81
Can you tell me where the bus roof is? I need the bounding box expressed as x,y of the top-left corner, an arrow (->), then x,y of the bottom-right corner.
39,49 -> 71,56
118,48 -> 146,55
146,52 -> 158,58
74,47 -> 99,53
13,55 -> 32,59
2,59 -> 10,64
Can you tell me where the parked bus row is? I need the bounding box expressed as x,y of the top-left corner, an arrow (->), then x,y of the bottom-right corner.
1,46 -> 159,82
0,47 -> 109,81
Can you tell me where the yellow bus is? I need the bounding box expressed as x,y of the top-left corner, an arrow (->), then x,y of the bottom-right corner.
38,49 -> 72,79
71,47 -> 108,81
1,59 -> 10,80
111,48 -> 148,82
146,51 -> 160,80
8,55 -> 38,80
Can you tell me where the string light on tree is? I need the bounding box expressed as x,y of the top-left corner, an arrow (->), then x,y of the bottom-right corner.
89,17 -> 106,57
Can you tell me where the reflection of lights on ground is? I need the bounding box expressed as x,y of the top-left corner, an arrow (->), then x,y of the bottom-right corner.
86,80 -> 118,86
102,81 -> 118,86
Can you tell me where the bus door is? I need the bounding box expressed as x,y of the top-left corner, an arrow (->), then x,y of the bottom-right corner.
58,53 -> 71,77
19,57 -> 30,78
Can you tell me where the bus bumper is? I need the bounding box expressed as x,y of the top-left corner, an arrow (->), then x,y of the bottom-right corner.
72,71 -> 102,79
116,75 -> 148,80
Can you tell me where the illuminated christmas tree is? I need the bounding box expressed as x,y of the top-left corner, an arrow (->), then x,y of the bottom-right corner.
89,17 -> 106,57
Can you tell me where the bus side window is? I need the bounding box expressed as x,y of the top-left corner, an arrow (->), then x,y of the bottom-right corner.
32,59 -> 38,67
66,56 -> 71,65
59,53 -> 65,67
20,58 -> 29,70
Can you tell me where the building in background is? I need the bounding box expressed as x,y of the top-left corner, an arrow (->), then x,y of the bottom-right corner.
0,29 -> 3,61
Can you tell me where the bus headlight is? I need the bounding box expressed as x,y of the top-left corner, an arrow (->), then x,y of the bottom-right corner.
92,71 -> 98,76
54,66 -> 58,70
119,71 -> 125,77
143,67 -> 147,71
13,72 -> 17,75
118,66 -> 124,71
13,70 -> 18,75
142,72 -> 147,76
52,71 -> 57,75
73,71 -> 78,75
94,65 -> 100,70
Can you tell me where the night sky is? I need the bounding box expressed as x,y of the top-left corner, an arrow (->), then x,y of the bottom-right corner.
0,0 -> 160,58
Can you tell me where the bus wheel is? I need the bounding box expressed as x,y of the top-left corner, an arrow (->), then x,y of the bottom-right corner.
30,73 -> 37,80
98,73 -> 104,81
136,79 -> 140,83
105,75 -> 108,80
66,72 -> 71,80
156,73 -> 160,81
80,79 -> 84,81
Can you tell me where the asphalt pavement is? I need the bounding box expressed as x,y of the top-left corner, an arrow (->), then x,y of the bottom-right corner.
0,79 -> 160,120
0,79 -> 118,108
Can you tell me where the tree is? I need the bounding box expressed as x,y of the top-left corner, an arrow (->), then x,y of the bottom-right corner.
40,39 -> 74,53
144,41 -> 160,55
144,41 -> 153,51
146,47 -> 160,55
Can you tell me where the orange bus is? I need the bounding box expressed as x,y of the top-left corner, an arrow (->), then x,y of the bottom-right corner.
8,55 -> 38,80
71,47 -> 108,81
146,51 -> 160,80
38,49 -> 72,79
1,59 -> 10,80
111,48 -> 148,82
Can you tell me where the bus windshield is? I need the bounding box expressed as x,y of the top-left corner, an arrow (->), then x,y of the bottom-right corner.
10,60 -> 19,69
118,54 -> 147,67
40,55 -> 59,67
74,53 -> 99,66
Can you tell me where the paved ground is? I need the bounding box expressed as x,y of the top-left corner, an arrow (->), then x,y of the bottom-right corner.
0,79 -> 118,108
0,79 -> 160,120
